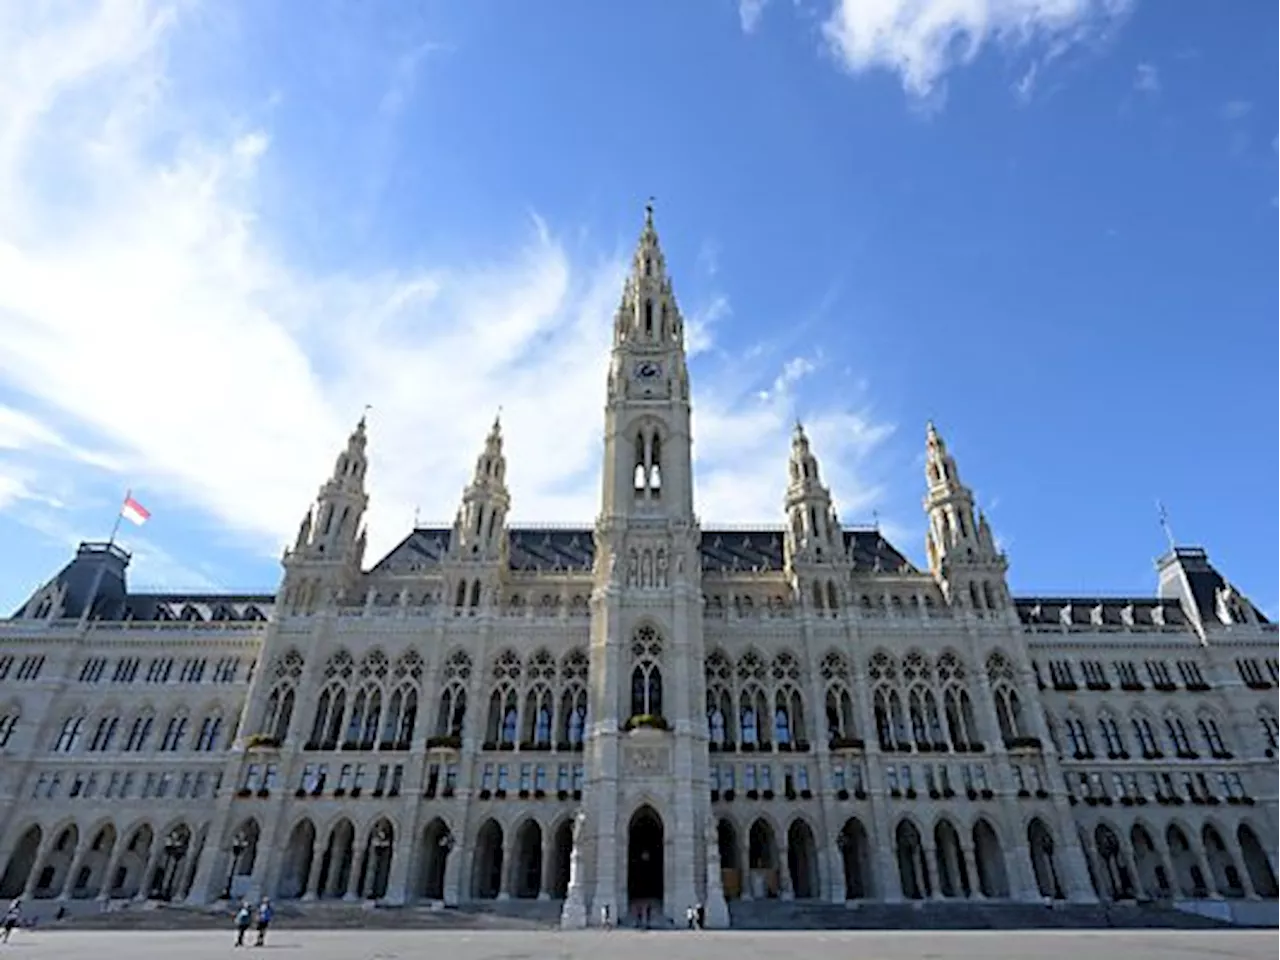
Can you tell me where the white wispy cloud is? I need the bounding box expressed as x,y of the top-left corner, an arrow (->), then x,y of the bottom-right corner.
821,0 -> 1134,103
739,0 -> 769,34
1133,61 -> 1160,95
1219,100 -> 1252,121
0,1 -> 899,579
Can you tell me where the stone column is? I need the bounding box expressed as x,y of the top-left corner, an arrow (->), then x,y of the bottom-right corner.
22,833 -> 54,898
778,843 -> 793,900
134,842 -> 166,901
961,844 -> 984,898
58,842 -> 92,900
96,841 -> 127,900
922,845 -> 940,899
443,840 -> 462,905
828,842 -> 846,903
537,831 -> 554,900
497,833 -> 513,900
302,841 -> 325,900
344,841 -> 365,900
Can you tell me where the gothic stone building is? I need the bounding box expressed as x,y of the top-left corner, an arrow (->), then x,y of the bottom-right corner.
0,209 -> 1277,927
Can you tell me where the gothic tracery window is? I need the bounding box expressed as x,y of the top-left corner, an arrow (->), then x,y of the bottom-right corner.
630,626 -> 663,717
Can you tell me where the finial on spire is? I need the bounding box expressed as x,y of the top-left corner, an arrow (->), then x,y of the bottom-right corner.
358,404 -> 372,429
872,508 -> 880,531
645,196 -> 655,226
1157,500 -> 1176,551
413,505 -> 420,528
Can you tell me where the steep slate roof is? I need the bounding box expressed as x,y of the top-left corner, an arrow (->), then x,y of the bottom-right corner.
370,526 -> 918,576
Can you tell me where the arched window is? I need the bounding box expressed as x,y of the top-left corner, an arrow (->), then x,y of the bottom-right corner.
629,626 -> 663,718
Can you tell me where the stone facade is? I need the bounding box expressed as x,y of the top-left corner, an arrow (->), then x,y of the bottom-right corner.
0,207 -> 1277,926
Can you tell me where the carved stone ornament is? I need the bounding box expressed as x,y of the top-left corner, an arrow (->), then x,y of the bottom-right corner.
624,745 -> 671,777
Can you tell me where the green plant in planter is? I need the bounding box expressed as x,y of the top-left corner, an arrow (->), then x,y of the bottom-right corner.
625,714 -> 669,732
244,733 -> 281,750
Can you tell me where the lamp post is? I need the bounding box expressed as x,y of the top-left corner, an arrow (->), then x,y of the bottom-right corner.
160,828 -> 191,901
223,835 -> 249,901
367,824 -> 393,900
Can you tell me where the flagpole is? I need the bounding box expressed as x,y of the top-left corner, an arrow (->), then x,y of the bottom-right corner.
80,490 -> 128,628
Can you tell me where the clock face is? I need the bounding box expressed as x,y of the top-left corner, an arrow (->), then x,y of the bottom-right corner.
634,360 -> 662,380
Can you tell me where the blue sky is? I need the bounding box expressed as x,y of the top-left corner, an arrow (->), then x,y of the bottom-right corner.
0,0 -> 1275,616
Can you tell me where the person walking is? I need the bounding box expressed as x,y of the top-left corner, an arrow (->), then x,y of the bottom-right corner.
2,898 -> 22,944
254,898 -> 274,946
233,901 -> 252,947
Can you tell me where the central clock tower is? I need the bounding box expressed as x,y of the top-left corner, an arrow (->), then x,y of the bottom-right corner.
565,203 -> 727,928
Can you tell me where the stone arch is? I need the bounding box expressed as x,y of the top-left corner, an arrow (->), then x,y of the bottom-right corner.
511,818 -> 543,899
1092,822 -> 1132,900
626,805 -> 664,905
278,819 -> 316,899
1201,823 -> 1244,897
933,818 -> 970,898
972,817 -> 1008,898
786,818 -> 820,899
357,818 -> 395,900
895,818 -> 930,899
747,816 -> 780,900
1027,818 -> 1063,899
1129,822 -> 1167,899
151,822 -> 194,901
0,824 -> 41,898
116,822 -> 155,899
838,818 -> 873,899
473,819 -> 503,899
76,822 -> 118,899
717,818 -> 741,899
1237,823 -> 1278,898
1165,823 -> 1207,897
418,817 -> 453,901
38,823 -> 80,898
316,818 -> 356,899
548,817 -> 573,899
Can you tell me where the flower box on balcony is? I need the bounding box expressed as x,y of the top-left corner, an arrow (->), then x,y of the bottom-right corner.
244,734 -> 281,751
427,735 -> 462,750
624,714 -> 669,732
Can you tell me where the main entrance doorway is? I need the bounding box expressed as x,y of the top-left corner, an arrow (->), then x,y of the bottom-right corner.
627,806 -> 664,905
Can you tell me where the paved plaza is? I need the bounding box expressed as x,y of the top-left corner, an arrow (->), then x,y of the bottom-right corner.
0,929 -> 1273,959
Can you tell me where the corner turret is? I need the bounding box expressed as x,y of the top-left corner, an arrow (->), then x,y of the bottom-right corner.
280,415 -> 372,613
921,421 -> 1008,612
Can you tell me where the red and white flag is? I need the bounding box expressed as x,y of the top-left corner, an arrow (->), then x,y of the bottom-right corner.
120,495 -> 151,526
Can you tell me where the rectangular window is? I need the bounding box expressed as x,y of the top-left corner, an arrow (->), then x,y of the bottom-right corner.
0,656 -> 12,681
885,765 -> 898,792
374,764 -> 388,794
1115,661 -> 1141,688
426,763 -> 440,798
1176,660 -> 1206,687
79,657 -> 108,683
156,772 -> 172,798
17,656 -> 46,681
1012,765 -> 1026,792
900,765 -> 914,791
972,765 -> 988,791
573,764 -> 584,791
556,764 -> 568,792
534,765 -> 547,792
721,765 -> 735,791
390,764 -> 404,795
832,765 -> 846,791
120,772 -> 134,798
1145,660 -> 1174,688
338,764 -> 353,791
519,764 -> 532,792
142,772 -> 157,799
69,773 -> 85,798
710,765 -> 720,791
744,764 -> 757,791
496,765 -> 509,792
1048,660 -> 1076,689
1081,659 -> 1108,688
798,765 -> 812,792
104,772 -> 120,800
352,764 -> 365,791
242,764 -> 260,791
177,772 -> 192,799
481,764 -> 494,791
193,772 -> 207,799
759,764 -> 772,791
444,764 -> 458,791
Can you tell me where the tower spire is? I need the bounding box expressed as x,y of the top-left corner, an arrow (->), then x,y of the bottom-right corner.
452,418 -> 511,560
784,422 -> 841,564
921,421 -> 1007,610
